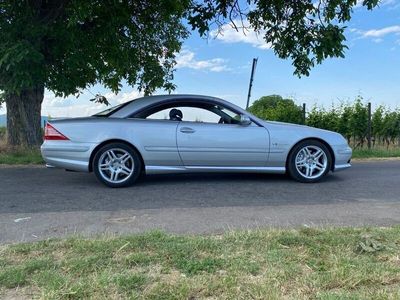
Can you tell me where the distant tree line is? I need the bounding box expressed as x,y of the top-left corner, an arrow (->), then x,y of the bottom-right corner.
248,95 -> 400,148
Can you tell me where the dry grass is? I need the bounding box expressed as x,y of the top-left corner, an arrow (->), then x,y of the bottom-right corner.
1,227 -> 399,299
0,129 -> 43,165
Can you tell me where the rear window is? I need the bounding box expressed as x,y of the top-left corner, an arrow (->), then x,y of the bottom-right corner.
93,100 -> 133,117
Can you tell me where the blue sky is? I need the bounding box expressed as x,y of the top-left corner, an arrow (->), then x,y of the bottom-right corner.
2,0 -> 400,117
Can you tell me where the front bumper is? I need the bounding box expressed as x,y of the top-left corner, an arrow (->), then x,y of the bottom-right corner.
333,145 -> 352,172
334,163 -> 351,172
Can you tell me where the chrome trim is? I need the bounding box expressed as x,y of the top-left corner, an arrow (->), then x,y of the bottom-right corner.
177,147 -> 267,153
42,145 -> 90,152
337,147 -> 352,155
144,146 -> 180,152
45,163 -> 56,168
145,166 -> 187,174
334,163 -> 351,172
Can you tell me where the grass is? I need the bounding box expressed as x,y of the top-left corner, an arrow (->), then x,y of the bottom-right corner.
0,146 -> 43,165
0,227 -> 399,299
0,128 -> 43,164
352,148 -> 400,159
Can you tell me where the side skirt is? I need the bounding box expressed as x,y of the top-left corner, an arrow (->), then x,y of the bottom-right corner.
145,165 -> 286,175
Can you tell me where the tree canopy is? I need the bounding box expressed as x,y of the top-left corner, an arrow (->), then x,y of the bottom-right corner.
0,0 -> 381,146
0,0 -> 188,100
188,0 -> 379,76
248,95 -> 304,124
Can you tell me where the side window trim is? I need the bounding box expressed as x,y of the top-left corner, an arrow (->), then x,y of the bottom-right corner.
129,100 -> 225,123
127,98 -> 264,127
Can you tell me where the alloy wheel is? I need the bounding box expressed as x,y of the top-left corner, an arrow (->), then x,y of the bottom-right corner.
295,145 -> 328,179
98,148 -> 135,184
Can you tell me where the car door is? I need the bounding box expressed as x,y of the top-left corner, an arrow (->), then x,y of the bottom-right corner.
130,119 -> 182,167
177,121 -> 270,167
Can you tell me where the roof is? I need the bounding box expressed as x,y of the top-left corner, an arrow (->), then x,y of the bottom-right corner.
111,94 -> 248,118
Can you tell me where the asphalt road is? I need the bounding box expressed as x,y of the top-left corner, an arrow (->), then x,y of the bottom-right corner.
1,160 -> 400,244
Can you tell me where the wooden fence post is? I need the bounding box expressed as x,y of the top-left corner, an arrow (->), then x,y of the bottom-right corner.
367,102 -> 372,149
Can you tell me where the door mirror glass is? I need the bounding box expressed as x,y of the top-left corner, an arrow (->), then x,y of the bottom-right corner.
239,114 -> 251,126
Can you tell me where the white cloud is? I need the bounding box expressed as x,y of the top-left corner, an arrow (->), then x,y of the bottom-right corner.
103,90 -> 143,105
381,0 -> 399,7
210,20 -> 271,50
373,38 -> 384,43
350,25 -> 400,46
362,25 -> 400,38
175,49 -> 230,72
42,90 -> 143,118
355,0 -> 398,8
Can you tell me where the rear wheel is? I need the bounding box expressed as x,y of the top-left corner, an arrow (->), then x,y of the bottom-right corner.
287,140 -> 332,183
93,143 -> 142,187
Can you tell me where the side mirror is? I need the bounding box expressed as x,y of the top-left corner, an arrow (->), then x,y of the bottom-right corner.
239,114 -> 251,126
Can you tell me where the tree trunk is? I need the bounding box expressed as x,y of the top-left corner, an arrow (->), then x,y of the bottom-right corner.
5,85 -> 44,148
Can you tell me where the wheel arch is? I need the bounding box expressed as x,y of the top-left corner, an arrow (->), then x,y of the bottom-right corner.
89,139 -> 145,173
286,137 -> 335,171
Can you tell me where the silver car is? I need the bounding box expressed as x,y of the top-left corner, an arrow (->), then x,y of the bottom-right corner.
41,94 -> 352,187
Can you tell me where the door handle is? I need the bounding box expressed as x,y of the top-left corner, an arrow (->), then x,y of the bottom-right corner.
180,127 -> 195,134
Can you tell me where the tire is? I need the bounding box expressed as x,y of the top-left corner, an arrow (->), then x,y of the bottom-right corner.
287,140 -> 332,183
93,143 -> 142,188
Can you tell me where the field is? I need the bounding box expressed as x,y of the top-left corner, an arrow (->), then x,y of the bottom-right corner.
1,227 -> 399,299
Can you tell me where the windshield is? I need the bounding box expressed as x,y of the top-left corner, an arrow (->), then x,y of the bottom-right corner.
93,100 -> 133,117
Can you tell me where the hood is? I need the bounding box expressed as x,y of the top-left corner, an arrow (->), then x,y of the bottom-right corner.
261,120 -> 348,145
265,120 -> 311,129
263,120 -> 335,134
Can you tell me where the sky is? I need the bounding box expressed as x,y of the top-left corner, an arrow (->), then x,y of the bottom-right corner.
1,0 -> 400,117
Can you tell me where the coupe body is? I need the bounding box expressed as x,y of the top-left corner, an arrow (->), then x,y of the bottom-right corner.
41,94 -> 352,187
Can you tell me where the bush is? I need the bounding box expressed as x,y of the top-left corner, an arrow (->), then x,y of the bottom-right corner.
248,95 -> 304,124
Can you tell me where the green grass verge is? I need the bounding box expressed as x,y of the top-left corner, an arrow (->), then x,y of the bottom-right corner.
352,148 -> 400,159
1,227 -> 399,299
0,148 -> 43,164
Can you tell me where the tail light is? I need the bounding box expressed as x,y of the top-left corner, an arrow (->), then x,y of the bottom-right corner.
44,123 -> 69,141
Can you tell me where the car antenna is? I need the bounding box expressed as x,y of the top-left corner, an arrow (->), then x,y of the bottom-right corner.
246,57 -> 258,110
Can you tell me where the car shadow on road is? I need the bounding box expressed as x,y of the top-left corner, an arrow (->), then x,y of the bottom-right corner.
139,172 -> 291,185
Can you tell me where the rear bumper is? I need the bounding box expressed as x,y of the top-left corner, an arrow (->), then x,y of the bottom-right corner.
41,141 -> 97,172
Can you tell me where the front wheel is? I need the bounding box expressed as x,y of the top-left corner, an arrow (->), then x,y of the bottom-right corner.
93,143 -> 142,188
287,140 -> 332,183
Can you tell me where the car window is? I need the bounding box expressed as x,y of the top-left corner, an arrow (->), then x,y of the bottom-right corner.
93,100 -> 134,117
147,106 -> 221,123
219,106 -> 241,122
